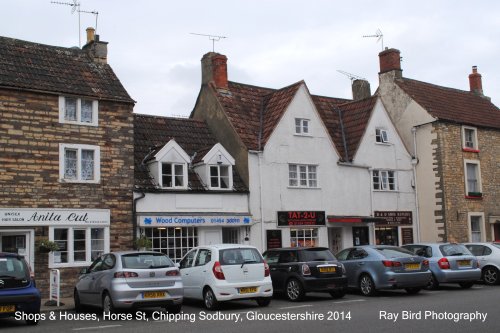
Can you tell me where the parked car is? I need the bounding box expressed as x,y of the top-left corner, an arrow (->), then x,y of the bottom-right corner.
336,245 -> 431,296
178,244 -> 272,310
463,242 -> 500,285
402,243 -> 481,289
262,247 -> 347,302
0,252 -> 41,325
74,251 -> 183,313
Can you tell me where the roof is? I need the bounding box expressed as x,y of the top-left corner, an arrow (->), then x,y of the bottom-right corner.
134,113 -> 247,192
0,36 -> 133,103
396,78 -> 500,129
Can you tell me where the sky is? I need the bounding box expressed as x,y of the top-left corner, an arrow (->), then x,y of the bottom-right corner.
2,1 -> 499,117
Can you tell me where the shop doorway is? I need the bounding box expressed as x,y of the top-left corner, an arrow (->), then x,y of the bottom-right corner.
352,227 -> 369,246
205,230 -> 221,245
0,230 -> 33,268
329,228 -> 342,254
375,227 -> 399,245
494,224 -> 500,242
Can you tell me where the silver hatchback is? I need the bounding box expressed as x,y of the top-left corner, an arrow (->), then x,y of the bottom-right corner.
464,242 -> 500,285
74,251 -> 183,313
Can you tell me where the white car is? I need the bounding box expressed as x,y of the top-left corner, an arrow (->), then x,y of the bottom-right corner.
464,243 -> 500,285
177,244 -> 273,310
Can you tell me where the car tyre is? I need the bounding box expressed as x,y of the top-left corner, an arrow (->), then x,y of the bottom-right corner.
459,281 -> 474,289
329,289 -> 346,299
203,288 -> 220,311
482,266 -> 499,285
427,274 -> 439,290
256,297 -> 272,307
26,314 -> 40,326
405,287 -> 421,295
286,278 -> 305,302
102,292 -> 116,314
359,274 -> 377,296
165,304 -> 182,314
74,288 -> 84,313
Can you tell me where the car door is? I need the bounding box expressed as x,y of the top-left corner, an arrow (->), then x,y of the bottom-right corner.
88,254 -> 115,307
189,248 -> 212,299
178,249 -> 198,298
77,255 -> 104,305
263,251 -> 281,290
338,248 -> 369,287
466,244 -> 490,268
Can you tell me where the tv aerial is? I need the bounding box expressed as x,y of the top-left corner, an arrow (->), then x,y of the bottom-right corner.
190,33 -> 227,52
363,28 -> 384,51
51,1 -> 98,47
337,70 -> 367,82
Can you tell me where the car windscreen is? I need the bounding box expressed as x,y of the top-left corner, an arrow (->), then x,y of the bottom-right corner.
375,247 -> 415,258
439,244 -> 471,256
121,253 -> 174,269
300,248 -> 336,262
219,248 -> 263,265
0,256 -> 29,279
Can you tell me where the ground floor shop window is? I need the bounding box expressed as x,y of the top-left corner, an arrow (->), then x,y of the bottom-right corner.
375,227 -> 398,245
222,228 -> 239,244
290,228 -> 318,247
50,227 -> 108,267
352,227 -> 370,246
144,227 -> 198,262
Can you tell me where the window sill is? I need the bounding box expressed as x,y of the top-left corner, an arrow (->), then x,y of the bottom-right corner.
59,119 -> 98,127
462,148 -> 480,153
375,142 -> 391,146
294,133 -> 313,138
60,179 -> 100,184
465,194 -> 483,200
373,190 -> 398,192
287,186 -> 321,190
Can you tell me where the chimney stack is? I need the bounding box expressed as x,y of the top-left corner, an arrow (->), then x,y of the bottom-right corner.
379,48 -> 402,78
82,27 -> 108,64
352,79 -> 371,100
469,66 -> 483,95
201,52 -> 228,89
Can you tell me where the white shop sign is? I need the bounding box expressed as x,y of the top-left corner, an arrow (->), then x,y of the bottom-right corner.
0,208 -> 110,226
139,215 -> 253,227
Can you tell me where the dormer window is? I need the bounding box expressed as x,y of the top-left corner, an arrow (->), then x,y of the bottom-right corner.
59,96 -> 98,126
462,126 -> 479,152
161,163 -> 185,188
375,128 -> 389,143
295,118 -> 310,135
210,165 -> 231,189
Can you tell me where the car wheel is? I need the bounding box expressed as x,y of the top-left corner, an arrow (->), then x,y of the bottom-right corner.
359,274 -> 377,296
482,266 -> 499,285
459,282 -> 474,289
165,304 -> 182,314
286,278 -> 305,302
102,292 -> 116,314
203,288 -> 219,311
74,288 -> 83,312
256,297 -> 272,307
405,287 -> 421,295
329,290 -> 346,299
427,274 -> 439,290
26,314 -> 40,326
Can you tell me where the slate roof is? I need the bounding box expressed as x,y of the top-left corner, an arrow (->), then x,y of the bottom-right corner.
396,78 -> 500,129
134,114 -> 247,192
0,36 -> 133,103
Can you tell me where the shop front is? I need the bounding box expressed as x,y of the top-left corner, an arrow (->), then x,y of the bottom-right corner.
374,211 -> 414,246
269,211 -> 327,250
327,216 -> 382,252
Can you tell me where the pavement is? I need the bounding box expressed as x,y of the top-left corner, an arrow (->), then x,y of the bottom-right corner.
41,297 -> 74,313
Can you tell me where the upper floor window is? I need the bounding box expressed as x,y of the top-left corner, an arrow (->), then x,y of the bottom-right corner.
209,165 -> 231,189
464,160 -> 482,197
59,143 -> 100,183
375,128 -> 389,143
59,96 -> 98,126
289,164 -> 318,188
295,118 -> 310,135
462,126 -> 479,151
161,163 -> 185,188
373,170 -> 396,191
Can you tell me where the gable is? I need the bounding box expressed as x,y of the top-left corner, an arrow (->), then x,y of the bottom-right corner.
201,143 -> 235,165
154,140 -> 191,164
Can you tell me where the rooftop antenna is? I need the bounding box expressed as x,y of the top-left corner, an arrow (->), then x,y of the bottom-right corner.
190,33 -> 227,52
51,0 -> 81,47
78,9 -> 99,35
363,28 -> 384,51
337,70 -> 367,82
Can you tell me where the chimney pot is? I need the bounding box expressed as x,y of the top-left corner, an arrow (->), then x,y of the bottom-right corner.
469,66 -> 483,95
86,27 -> 95,44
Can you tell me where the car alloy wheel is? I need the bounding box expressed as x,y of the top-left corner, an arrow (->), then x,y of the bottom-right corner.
483,267 -> 499,285
286,278 -> 304,301
204,288 -> 219,311
359,274 -> 376,296
102,293 -> 115,314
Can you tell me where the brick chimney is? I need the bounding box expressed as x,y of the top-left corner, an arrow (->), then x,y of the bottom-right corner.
352,79 -> 371,100
82,27 -> 108,64
379,48 -> 402,78
201,52 -> 228,89
469,66 -> 483,95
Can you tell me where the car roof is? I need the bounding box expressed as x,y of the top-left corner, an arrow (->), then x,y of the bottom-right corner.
196,244 -> 259,250
264,247 -> 329,251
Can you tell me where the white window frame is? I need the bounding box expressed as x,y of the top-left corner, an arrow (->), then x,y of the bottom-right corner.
290,228 -> 318,247
462,126 -> 479,151
208,164 -> 233,190
295,118 -> 311,136
49,226 -> 110,268
464,159 -> 482,196
59,96 -> 98,126
59,143 -> 101,183
288,164 -> 318,188
375,128 -> 389,144
372,170 -> 397,191
468,213 -> 485,242
160,162 -> 187,189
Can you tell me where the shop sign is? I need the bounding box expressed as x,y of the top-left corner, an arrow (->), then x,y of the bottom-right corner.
402,228 -> 414,245
0,208 -> 110,226
139,215 -> 252,227
266,230 -> 282,249
277,211 -> 325,227
374,211 -> 413,226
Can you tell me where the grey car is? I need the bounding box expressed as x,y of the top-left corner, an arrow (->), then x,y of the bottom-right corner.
74,251 -> 183,313
336,246 -> 431,296
464,242 -> 500,285
403,243 -> 481,289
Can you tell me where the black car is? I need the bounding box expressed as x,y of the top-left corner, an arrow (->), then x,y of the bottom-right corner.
263,247 -> 348,301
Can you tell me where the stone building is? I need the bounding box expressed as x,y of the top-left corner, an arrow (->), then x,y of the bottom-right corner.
0,29 -> 135,297
377,48 -> 500,243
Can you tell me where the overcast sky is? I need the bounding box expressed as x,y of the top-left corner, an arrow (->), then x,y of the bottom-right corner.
2,1 -> 499,117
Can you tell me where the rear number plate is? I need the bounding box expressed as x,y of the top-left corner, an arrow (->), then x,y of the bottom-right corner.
405,263 -> 420,270
0,305 -> 15,313
319,267 -> 336,273
143,291 -> 166,299
239,287 -> 257,294
458,260 -> 471,267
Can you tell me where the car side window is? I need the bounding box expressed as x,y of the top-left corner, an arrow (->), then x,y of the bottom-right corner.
278,251 -> 298,264
102,254 -> 115,270
336,249 -> 350,261
179,249 -> 197,269
483,246 -> 492,255
347,249 -> 368,260
195,249 -> 211,266
264,251 -> 279,264
88,256 -> 104,273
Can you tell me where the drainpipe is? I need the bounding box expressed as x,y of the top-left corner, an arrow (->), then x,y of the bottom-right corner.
258,152 -> 265,252
132,191 -> 145,245
411,127 -> 421,242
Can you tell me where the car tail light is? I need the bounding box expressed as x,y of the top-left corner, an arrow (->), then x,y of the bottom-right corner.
422,260 -> 429,266
302,264 -> 311,276
212,261 -> 225,280
382,260 -> 402,267
114,271 -> 139,278
438,258 -> 450,269
264,260 -> 270,277
166,269 -> 180,276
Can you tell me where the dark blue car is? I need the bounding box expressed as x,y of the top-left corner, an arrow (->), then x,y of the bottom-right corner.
0,252 -> 41,325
